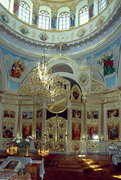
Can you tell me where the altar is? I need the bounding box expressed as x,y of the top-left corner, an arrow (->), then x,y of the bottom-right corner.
0,156 -> 45,180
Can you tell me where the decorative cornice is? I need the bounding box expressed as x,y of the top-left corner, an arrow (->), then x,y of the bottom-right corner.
0,4 -> 120,50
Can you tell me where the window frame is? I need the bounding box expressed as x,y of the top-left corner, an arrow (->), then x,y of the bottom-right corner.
38,10 -> 50,30
98,0 -> 107,13
58,11 -> 70,31
18,1 -> 30,24
78,6 -> 89,26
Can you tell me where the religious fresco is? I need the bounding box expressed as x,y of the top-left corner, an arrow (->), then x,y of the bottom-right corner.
96,16 -> 105,27
51,14 -> 57,29
0,46 -> 38,89
19,26 -> 29,35
0,0 -> 118,46
86,37 -> 121,87
32,8 -> 39,25
13,0 -> 19,15
0,31 -> 120,91
11,59 -> 25,78
89,0 -> 94,19
107,123 -> 119,140
77,28 -> 86,37
0,12 -> 9,23
39,33 -> 48,41
70,12 -> 75,27
98,51 -> 115,77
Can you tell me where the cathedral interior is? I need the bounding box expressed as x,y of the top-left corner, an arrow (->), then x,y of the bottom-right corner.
0,0 -> 121,176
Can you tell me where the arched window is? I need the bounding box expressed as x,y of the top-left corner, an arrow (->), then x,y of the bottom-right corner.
38,11 -> 50,30
18,1 -> 30,23
0,0 -> 10,10
98,0 -> 107,13
58,12 -> 70,30
79,6 -> 89,25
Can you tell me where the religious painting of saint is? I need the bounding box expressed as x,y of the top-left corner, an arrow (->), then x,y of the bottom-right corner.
87,111 -> 99,119
71,85 -> 80,101
13,0 -> 19,15
72,110 -> 81,118
108,123 -> 119,140
22,123 -> 32,138
22,111 -> 33,120
73,91 -> 79,100
77,111 -> 81,118
32,8 -> 38,25
36,109 -> 42,120
51,14 -> 57,29
20,26 -> 29,35
36,122 -> 42,139
107,109 -> 119,118
2,122 -> 14,138
0,12 -> 9,23
39,33 -> 48,41
98,51 -> 115,76
89,0 -> 94,19
72,123 -> 81,140
3,110 -> 15,118
87,124 -> 98,140
11,59 -> 25,79
70,14 -> 75,27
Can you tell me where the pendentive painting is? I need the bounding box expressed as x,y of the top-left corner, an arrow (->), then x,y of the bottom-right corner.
87,124 -> 98,140
22,123 -> 32,138
72,110 -> 81,118
2,122 -> 14,138
36,109 -> 42,120
3,110 -> 15,118
36,122 -> 42,139
87,111 -> 99,119
107,109 -> 119,118
72,123 -> 81,140
22,111 -> 33,120
107,123 -> 119,140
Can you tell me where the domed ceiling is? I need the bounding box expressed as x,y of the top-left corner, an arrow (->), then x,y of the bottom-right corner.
32,0 -> 79,7
41,0 -> 76,2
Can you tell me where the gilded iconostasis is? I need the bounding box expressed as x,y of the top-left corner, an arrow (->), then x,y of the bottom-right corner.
0,0 -> 121,154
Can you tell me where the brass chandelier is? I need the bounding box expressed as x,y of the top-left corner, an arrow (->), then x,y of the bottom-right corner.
19,54 -> 68,103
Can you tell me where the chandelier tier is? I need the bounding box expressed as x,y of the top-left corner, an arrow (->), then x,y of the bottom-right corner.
19,55 -> 69,103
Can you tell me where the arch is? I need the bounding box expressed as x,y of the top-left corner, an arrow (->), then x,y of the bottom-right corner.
51,63 -> 73,74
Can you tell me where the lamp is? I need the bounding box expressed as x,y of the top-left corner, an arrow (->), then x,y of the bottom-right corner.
38,149 -> 49,160
19,51 -> 68,103
6,145 -> 18,155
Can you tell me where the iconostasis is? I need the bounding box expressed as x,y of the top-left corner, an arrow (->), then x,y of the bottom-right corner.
0,87 -> 121,154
